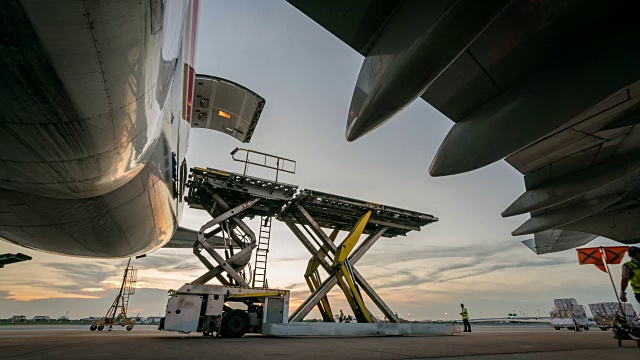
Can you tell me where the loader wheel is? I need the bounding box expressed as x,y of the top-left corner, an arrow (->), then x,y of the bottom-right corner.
90,325 -> 97,331
220,309 -> 249,338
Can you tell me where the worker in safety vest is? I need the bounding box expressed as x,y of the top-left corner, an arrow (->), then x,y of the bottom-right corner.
620,246 -> 640,306
460,303 -> 471,332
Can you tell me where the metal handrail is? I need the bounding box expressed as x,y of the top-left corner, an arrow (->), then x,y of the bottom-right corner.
230,147 -> 296,189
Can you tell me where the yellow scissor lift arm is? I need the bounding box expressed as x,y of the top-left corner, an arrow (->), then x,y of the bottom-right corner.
281,190 -> 437,324
333,210 -> 374,323
304,228 -> 339,322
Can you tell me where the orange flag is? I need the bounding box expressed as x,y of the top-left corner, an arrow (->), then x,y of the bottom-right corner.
576,247 -> 606,272
602,246 -> 629,264
576,246 -> 629,273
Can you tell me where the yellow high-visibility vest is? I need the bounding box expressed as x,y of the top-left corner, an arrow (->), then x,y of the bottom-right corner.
625,261 -> 640,294
461,308 -> 469,320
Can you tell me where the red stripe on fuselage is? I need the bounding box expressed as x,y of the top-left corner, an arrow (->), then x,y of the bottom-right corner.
186,66 -> 195,124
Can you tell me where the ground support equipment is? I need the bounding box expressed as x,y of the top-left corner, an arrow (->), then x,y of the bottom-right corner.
91,259 -> 137,332
160,164 -> 296,337
160,159 -> 456,337
280,189 -> 437,324
160,283 -> 290,337
612,315 -> 640,348
589,302 -> 640,331
185,166 -> 297,287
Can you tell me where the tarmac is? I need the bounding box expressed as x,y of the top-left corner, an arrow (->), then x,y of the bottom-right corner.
0,324 -> 637,359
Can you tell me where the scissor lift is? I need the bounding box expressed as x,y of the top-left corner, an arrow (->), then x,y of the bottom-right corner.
280,190 -> 437,324
184,167 -> 297,287
163,149 -> 454,337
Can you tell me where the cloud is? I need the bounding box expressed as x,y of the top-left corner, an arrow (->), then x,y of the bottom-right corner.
362,240 -> 523,264
358,240 -> 575,289
80,288 -> 105,293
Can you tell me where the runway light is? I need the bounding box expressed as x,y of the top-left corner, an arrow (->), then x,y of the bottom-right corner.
218,110 -> 231,118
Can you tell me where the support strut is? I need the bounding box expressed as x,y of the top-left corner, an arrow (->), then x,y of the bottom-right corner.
285,207 -> 397,323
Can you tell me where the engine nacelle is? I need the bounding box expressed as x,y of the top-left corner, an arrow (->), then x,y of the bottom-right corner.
345,0 -> 508,142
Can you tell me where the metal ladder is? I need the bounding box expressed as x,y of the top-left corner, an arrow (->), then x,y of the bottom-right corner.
252,216 -> 272,288
121,266 -> 137,314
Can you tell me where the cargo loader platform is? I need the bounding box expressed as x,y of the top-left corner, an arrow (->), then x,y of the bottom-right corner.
161,149 -> 453,337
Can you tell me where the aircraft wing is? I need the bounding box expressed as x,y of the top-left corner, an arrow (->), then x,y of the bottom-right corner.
287,0 -> 401,56
0,253 -> 32,268
522,231 -> 598,256
287,0 -> 640,254
163,226 -> 226,249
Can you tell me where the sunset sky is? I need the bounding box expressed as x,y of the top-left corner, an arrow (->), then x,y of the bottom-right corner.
0,0 -> 637,321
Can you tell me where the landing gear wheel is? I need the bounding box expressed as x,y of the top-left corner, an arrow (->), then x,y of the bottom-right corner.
126,324 -> 134,331
583,327 -> 589,330
220,309 -> 249,338
90,325 -> 97,331
600,327 -> 608,331
567,327 -> 575,331
554,327 -> 561,330
98,325 -> 104,331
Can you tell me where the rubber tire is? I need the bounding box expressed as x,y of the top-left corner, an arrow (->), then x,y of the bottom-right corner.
583,327 -> 589,331
567,327 -> 575,331
600,327 -> 608,331
97,325 -> 104,331
220,310 -> 249,338
90,325 -> 97,331
618,339 -> 622,347
554,327 -> 561,330
126,324 -> 133,331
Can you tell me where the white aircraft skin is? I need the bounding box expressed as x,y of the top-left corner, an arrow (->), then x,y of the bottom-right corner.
0,0 -> 199,257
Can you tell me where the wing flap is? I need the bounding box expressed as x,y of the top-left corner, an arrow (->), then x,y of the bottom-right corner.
522,230 -> 597,255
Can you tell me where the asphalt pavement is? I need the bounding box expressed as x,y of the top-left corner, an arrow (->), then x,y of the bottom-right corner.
0,324 -> 636,359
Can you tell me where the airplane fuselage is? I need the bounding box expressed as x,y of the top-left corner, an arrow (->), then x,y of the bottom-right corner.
0,0 -> 198,257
